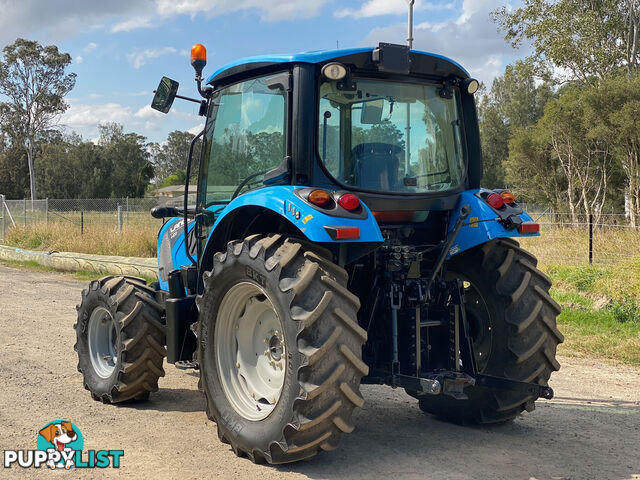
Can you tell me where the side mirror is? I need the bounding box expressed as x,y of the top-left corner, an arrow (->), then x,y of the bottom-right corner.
361,99 -> 384,124
151,77 -> 179,114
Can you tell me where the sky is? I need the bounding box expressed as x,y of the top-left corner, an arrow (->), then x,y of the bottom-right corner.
0,0 -> 526,144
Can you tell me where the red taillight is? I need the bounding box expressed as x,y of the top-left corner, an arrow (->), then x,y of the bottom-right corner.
308,189 -> 331,207
486,193 -> 505,209
519,222 -> 540,234
324,226 -> 360,240
338,193 -> 360,211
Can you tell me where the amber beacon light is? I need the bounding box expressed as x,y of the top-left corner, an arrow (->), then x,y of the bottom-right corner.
191,44 -> 207,77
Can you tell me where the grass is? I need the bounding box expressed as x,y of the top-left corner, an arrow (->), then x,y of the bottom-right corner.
3,222 -> 158,257
556,308 -> 640,366
526,230 -> 640,367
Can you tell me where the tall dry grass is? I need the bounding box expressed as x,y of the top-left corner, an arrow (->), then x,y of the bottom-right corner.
519,225 -> 640,267
4,222 -> 158,258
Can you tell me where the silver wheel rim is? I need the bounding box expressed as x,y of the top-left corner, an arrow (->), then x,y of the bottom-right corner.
215,282 -> 286,421
88,306 -> 118,379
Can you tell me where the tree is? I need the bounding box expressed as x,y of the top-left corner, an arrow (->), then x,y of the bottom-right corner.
505,126 -> 565,208
506,86 -> 613,223
0,38 -> 76,205
583,74 -> 640,225
477,60 -> 553,188
493,0 -> 640,84
99,123 -> 153,198
36,134 -> 113,199
0,132 -> 29,198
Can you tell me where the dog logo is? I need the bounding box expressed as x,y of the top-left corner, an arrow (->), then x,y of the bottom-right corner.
37,421 -> 83,469
3,420 -> 123,469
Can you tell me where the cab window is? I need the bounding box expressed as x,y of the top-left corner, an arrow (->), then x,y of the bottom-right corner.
200,74 -> 288,207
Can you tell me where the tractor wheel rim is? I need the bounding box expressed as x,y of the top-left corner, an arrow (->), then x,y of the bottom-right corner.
215,282 -> 286,421
88,306 -> 118,379
462,281 -> 493,372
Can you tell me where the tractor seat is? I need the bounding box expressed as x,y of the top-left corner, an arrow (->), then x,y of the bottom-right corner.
352,142 -> 402,191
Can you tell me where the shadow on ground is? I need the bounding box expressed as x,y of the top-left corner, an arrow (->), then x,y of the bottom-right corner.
274,386 -> 640,480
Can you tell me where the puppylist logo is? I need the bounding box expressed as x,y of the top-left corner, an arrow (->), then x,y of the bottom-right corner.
3,421 -> 123,469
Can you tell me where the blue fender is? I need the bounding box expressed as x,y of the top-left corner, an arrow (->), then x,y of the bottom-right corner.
157,217 -> 197,291
205,185 -> 384,244
447,189 -> 538,258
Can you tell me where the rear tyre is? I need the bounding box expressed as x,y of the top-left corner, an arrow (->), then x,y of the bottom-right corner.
197,234 -> 367,464
74,276 -> 167,403
416,238 -> 563,424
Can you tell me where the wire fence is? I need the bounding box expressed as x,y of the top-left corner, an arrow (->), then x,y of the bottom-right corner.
0,194 -> 190,240
1,195 -> 639,267
518,207 -> 640,267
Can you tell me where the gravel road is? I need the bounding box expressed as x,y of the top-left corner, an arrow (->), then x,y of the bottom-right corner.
0,264 -> 638,480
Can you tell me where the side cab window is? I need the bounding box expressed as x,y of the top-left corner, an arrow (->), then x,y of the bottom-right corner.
199,73 -> 288,208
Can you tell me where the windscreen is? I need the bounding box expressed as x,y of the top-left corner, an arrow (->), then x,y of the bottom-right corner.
318,78 -> 466,194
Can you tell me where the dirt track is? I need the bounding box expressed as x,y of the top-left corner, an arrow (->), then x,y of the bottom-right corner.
0,263 -> 639,480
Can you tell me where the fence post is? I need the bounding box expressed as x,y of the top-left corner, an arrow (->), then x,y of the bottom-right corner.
80,211 -> 84,235
23,198 -> 27,226
1,195 -> 5,242
45,198 -> 49,224
126,196 -> 129,222
588,213 -> 593,265
117,205 -> 123,234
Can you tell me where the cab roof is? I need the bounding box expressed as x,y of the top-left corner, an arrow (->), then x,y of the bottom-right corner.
206,47 -> 470,86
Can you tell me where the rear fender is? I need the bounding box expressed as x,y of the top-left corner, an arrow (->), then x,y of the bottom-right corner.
201,186 -> 383,269
448,189 -> 538,257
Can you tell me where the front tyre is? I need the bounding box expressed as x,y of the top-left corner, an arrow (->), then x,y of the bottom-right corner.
74,276 -> 167,403
197,235 -> 367,464
417,238 -> 563,424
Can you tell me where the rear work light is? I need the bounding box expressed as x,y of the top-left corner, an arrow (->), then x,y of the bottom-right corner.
337,193 -> 360,211
519,222 -> 540,234
308,189 -> 331,207
324,226 -> 360,240
486,193 -> 505,209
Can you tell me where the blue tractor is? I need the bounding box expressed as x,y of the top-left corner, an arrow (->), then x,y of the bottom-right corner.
75,43 -> 563,464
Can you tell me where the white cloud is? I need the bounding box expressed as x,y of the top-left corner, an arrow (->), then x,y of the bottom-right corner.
0,1 -> 148,47
58,99 -> 199,140
0,0 -> 332,45
83,42 -> 98,53
75,55 -> 83,64
111,16 -> 154,33
135,104 -> 164,120
60,102 -> 134,132
187,123 -> 205,135
127,47 -> 178,69
335,0 -> 453,20
361,0 -> 525,84
154,0 -> 332,21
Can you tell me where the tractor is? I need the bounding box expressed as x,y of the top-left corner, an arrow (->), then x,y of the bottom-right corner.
74,42 -> 563,464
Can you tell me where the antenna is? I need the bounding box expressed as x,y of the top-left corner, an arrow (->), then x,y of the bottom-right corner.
406,0 -> 414,49
404,0 -> 415,174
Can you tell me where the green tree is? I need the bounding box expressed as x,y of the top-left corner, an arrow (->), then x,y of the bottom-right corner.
506,86 -> 613,222
99,123 -> 153,198
0,38 -> 76,204
151,130 -> 201,184
477,60 -> 553,188
493,0 -> 639,83
583,74 -> 640,224
504,125 -> 564,207
0,132 -> 29,198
